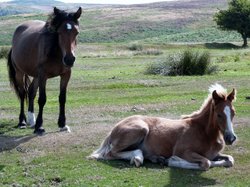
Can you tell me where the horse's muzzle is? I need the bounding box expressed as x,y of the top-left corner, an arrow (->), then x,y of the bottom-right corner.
224,132 -> 237,145
63,54 -> 75,67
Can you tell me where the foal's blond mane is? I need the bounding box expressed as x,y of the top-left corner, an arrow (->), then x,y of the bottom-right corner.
182,84 -> 227,119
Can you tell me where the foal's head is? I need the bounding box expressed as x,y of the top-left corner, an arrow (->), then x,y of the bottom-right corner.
47,7 -> 82,67
211,86 -> 237,145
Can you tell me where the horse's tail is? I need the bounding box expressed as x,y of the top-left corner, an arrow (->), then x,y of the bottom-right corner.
7,49 -> 31,101
88,132 -> 112,160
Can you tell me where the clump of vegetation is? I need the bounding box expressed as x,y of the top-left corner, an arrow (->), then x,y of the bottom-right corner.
145,50 -> 217,76
127,43 -> 143,51
134,48 -> 163,56
0,46 -> 10,59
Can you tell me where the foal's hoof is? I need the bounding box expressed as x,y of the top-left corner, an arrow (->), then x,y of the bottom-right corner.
59,125 -> 71,133
225,156 -> 234,167
34,128 -> 45,136
130,156 -> 143,167
18,121 -> 27,129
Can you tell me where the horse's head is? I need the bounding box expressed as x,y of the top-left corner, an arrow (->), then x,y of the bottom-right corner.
212,88 -> 237,145
50,7 -> 82,67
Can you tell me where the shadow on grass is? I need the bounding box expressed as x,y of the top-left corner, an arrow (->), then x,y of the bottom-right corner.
0,135 -> 36,152
165,168 -> 216,187
98,159 -> 216,186
0,165 -> 5,171
204,42 -> 241,49
0,120 -> 36,152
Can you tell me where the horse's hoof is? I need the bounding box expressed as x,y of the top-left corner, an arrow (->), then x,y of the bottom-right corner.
130,156 -> 143,167
59,125 -> 71,133
225,156 -> 234,167
34,128 -> 45,136
18,121 -> 27,129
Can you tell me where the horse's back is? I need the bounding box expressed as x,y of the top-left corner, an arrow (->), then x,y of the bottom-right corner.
13,20 -> 45,43
11,20 -> 46,75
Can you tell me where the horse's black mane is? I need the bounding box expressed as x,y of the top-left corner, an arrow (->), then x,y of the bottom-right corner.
45,8 -> 79,33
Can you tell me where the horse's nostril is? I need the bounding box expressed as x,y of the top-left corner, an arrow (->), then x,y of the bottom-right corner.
224,134 -> 236,145
231,135 -> 236,143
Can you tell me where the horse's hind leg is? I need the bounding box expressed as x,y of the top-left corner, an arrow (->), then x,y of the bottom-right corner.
113,149 -> 144,167
34,75 -> 47,135
27,78 -> 38,128
15,72 -> 27,128
109,121 -> 149,167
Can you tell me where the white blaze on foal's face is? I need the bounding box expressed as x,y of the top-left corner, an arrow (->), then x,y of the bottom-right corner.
222,105 -> 237,145
224,106 -> 234,134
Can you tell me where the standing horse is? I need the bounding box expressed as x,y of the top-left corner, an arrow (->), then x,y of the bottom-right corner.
89,84 -> 237,170
7,7 -> 82,135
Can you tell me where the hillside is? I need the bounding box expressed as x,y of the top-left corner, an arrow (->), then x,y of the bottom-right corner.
0,0 -> 242,45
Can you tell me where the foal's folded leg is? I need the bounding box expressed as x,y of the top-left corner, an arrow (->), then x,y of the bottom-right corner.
168,156 -> 201,170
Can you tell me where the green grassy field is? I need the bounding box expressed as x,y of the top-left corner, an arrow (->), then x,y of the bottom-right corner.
0,43 -> 250,186
0,0 -> 242,46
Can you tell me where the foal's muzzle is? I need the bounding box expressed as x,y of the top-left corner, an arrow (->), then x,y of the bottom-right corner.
224,132 -> 237,145
63,54 -> 75,67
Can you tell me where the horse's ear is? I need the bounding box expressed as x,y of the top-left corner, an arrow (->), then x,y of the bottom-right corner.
227,88 -> 236,102
212,90 -> 222,104
74,7 -> 82,20
54,7 -> 61,15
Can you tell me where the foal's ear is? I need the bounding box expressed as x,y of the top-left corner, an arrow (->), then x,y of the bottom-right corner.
227,88 -> 236,102
212,90 -> 223,104
74,7 -> 82,20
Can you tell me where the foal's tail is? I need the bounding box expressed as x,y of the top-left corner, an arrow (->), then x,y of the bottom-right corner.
7,48 -> 31,101
88,133 -> 112,160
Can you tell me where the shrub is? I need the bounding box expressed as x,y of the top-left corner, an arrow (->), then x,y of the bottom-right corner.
134,48 -> 163,56
127,43 -> 143,51
145,50 -> 217,76
0,46 -> 10,59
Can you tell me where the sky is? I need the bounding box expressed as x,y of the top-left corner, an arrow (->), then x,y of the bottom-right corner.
0,0 -> 177,5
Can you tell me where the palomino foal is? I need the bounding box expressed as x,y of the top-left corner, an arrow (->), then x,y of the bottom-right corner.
89,84 -> 237,170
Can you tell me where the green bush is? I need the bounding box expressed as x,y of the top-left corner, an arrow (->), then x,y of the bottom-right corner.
145,49 -> 217,76
0,46 -> 10,59
127,43 -> 143,51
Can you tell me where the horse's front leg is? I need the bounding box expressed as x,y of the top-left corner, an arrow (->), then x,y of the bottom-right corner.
170,151 -> 212,170
34,76 -> 47,135
58,71 -> 71,133
211,153 -> 234,168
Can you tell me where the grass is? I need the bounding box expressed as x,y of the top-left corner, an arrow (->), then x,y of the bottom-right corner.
0,43 -> 250,186
0,0 -> 242,46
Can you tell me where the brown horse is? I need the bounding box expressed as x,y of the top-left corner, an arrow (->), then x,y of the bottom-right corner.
89,84 -> 237,170
7,7 -> 82,135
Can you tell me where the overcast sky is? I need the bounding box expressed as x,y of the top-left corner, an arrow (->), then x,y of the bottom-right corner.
0,0 -> 177,4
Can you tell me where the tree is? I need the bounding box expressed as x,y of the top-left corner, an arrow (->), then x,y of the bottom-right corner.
214,0 -> 250,47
